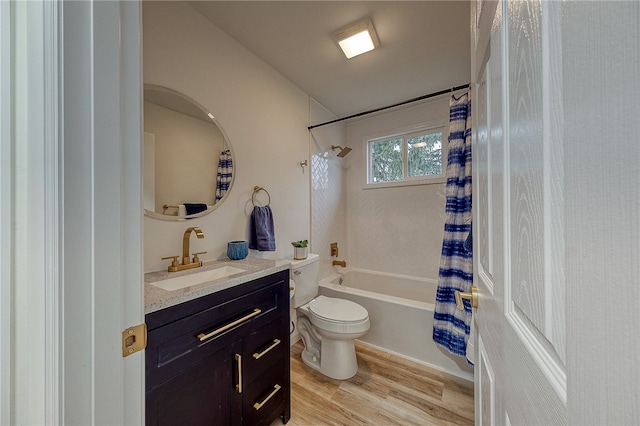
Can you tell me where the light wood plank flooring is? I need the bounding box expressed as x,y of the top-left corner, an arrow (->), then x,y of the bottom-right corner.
274,340 -> 474,426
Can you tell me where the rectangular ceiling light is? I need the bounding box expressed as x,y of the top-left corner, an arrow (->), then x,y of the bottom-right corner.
334,17 -> 380,59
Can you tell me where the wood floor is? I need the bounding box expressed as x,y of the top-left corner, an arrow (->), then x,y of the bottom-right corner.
273,340 -> 474,426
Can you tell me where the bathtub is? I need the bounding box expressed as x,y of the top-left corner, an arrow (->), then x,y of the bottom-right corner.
318,269 -> 474,382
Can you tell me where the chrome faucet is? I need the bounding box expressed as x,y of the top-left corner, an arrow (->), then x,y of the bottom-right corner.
162,227 -> 206,272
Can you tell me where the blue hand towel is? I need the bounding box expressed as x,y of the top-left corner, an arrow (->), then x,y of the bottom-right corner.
184,203 -> 208,215
249,206 -> 276,251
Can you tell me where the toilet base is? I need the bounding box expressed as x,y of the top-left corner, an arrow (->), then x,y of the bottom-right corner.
301,337 -> 359,380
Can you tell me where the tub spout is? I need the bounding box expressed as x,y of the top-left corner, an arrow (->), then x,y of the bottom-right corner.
332,260 -> 346,268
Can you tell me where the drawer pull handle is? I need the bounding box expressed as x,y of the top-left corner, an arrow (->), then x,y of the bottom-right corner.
253,384 -> 281,411
197,308 -> 261,341
235,354 -> 242,393
252,339 -> 281,359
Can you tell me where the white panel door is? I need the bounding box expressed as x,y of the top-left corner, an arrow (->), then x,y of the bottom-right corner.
473,1 -> 565,423
472,1 -> 640,424
62,1 -> 144,424
473,1 -> 567,423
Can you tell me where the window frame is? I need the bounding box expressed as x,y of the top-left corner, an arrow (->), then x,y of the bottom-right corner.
364,124 -> 447,189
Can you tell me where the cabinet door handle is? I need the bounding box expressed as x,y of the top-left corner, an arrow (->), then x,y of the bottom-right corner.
253,384 -> 281,411
197,308 -> 262,341
235,354 -> 242,393
252,339 -> 281,359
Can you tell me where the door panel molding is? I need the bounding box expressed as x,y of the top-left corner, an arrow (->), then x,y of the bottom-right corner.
477,335 -> 495,426
506,308 -> 567,402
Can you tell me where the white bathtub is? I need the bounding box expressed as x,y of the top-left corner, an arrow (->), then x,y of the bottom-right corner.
319,269 -> 474,382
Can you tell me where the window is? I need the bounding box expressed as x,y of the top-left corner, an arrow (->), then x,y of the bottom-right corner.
367,126 -> 445,187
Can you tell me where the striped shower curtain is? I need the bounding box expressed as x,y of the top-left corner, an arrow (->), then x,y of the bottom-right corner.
432,92 -> 473,360
215,149 -> 233,203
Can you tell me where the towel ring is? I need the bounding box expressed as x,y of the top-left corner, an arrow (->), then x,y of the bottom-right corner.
252,186 -> 271,207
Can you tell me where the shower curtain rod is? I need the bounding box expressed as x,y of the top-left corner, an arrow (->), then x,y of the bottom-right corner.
308,83 -> 470,130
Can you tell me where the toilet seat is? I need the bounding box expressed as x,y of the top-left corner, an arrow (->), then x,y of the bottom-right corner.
303,295 -> 370,335
309,295 -> 368,323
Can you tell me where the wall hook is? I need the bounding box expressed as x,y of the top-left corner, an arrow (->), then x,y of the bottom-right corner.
299,160 -> 308,173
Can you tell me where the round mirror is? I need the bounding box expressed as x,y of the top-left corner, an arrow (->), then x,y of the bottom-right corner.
143,85 -> 234,220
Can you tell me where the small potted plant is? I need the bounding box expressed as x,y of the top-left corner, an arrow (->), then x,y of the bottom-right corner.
291,239 -> 308,260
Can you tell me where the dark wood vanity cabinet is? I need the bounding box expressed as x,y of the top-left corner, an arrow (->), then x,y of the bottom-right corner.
145,270 -> 291,426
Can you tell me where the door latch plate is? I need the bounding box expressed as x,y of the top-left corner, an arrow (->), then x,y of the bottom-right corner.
122,323 -> 147,357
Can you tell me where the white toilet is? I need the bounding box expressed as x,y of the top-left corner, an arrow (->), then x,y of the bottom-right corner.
291,253 -> 370,379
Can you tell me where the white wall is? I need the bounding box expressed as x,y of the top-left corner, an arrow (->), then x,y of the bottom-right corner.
345,96 -> 454,281
143,2 -> 310,272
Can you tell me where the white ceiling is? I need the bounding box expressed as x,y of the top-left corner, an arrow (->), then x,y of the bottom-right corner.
187,1 -> 471,120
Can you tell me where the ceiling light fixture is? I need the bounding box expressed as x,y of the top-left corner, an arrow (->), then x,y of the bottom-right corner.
333,17 -> 380,59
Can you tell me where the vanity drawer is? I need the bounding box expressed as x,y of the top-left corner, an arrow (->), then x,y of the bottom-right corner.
146,280 -> 284,390
242,359 -> 287,426
242,318 -> 287,386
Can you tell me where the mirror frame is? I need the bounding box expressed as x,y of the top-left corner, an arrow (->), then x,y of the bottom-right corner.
143,84 -> 235,221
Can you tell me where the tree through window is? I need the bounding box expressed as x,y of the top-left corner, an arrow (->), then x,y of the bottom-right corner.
367,127 -> 444,185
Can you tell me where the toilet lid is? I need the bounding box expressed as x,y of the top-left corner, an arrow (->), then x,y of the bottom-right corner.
308,295 -> 368,323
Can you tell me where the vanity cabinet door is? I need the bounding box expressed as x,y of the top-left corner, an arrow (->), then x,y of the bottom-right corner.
146,339 -> 242,426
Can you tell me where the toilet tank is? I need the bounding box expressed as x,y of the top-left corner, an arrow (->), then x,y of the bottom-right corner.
290,253 -> 319,308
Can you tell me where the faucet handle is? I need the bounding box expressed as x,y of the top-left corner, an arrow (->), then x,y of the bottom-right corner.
192,251 -> 207,264
161,255 -> 180,271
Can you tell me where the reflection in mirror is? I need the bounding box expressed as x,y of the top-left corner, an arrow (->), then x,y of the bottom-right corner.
143,85 -> 234,221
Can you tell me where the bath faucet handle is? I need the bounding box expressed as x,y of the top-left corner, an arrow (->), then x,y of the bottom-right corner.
192,251 -> 207,263
161,255 -> 180,272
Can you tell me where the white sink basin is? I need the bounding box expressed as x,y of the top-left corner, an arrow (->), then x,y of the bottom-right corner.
150,266 -> 247,292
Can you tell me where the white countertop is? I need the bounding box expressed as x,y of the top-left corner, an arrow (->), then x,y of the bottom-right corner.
145,257 -> 291,314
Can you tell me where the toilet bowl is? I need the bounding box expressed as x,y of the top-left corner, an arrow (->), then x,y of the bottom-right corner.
291,254 -> 370,379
